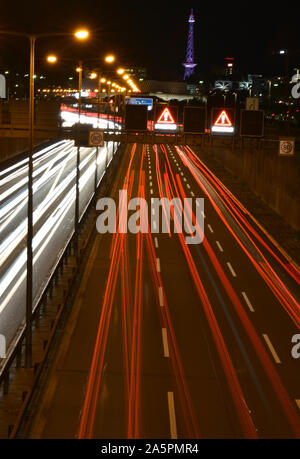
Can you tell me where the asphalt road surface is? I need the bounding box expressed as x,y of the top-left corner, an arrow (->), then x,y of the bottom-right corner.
0,139 -> 115,346
19,142 -> 300,439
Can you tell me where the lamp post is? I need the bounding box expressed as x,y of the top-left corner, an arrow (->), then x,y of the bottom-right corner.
0,28 -> 89,368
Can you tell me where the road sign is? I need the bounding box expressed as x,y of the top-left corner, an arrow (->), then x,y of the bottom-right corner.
154,106 -> 178,131
183,106 -> 207,134
89,130 -> 104,147
125,97 -> 153,111
246,97 -> 259,111
279,138 -> 295,156
240,110 -> 264,137
74,123 -> 93,147
211,108 -> 235,134
125,105 -> 148,131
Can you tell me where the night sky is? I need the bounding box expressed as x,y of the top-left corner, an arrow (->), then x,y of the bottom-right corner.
1,1 -> 300,80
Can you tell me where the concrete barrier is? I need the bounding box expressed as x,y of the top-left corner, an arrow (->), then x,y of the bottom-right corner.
207,142 -> 300,231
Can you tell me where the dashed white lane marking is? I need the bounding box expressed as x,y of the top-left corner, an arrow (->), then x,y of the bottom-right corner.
180,172 -> 184,176
150,181 -> 153,187
241,291 -> 255,312
208,224 -> 213,233
159,286 -> 164,306
295,400 -> 300,410
187,184 -> 191,189
183,177 -> 187,182
162,328 -> 170,357
156,258 -> 161,272
153,220 -> 157,230
152,208 -> 155,216
167,392 -> 178,439
216,241 -> 223,252
154,237 -> 159,248
150,189 -> 153,195
227,262 -> 237,278
190,191 -> 195,196
149,175 -> 152,180
196,201 -> 200,207
262,334 -> 281,364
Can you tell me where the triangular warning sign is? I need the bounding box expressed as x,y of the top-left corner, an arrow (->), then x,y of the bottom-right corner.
157,107 -> 175,124
214,110 -> 232,127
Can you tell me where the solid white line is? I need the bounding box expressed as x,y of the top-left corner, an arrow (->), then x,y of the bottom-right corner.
262,334 -> 281,364
295,400 -> 300,410
156,258 -> 161,272
208,224 -> 213,233
159,286 -> 164,306
154,237 -> 159,248
241,291 -> 255,312
216,241 -> 223,252
162,328 -> 170,357
227,262 -> 237,278
167,392 -> 178,439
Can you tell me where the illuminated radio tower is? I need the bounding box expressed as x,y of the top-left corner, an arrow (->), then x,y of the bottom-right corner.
183,9 -> 197,80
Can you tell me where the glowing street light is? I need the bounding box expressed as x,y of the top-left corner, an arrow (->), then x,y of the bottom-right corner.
89,72 -> 97,79
117,68 -> 125,75
74,29 -> 89,40
105,55 -> 115,63
47,55 -> 57,63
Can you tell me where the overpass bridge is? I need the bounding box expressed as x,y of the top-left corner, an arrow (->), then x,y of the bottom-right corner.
1,105 -> 300,439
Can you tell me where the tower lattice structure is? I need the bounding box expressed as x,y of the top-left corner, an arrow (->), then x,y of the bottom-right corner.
183,9 -> 197,80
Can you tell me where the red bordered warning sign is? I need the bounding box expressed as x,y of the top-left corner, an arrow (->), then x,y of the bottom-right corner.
214,110 -> 232,127
211,108 -> 235,134
157,107 -> 175,124
279,138 -> 295,156
155,106 -> 177,131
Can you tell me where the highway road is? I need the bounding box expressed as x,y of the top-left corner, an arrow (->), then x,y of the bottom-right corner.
0,137 -> 116,348
16,142 -> 300,439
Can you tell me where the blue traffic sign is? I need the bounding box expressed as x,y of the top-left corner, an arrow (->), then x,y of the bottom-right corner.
125,97 -> 153,110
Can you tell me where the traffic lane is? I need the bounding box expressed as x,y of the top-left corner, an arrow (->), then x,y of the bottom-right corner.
164,144 -> 300,436
169,143 -> 300,346
76,143 -> 175,438
146,144 -> 249,437
25,144 -> 134,438
25,143 -> 173,438
0,141 -> 71,196
181,144 -> 300,304
173,144 -> 300,312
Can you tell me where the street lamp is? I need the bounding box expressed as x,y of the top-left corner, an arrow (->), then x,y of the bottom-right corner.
74,29 -> 89,40
0,28 -> 89,368
105,55 -> 115,63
